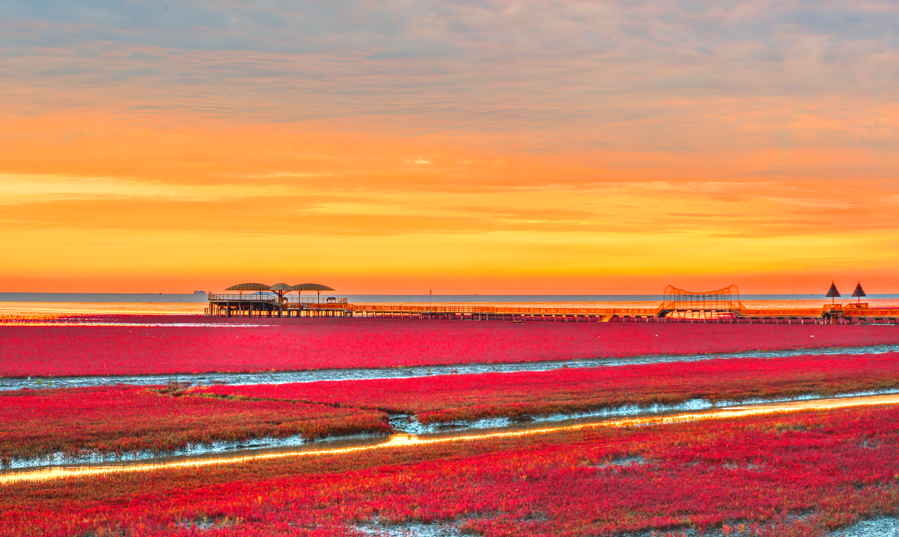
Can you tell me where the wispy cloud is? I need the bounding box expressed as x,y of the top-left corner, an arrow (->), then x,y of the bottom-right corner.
3,0 -> 897,147
0,174 -> 308,203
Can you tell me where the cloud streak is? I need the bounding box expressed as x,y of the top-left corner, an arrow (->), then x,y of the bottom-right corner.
3,1 -> 897,141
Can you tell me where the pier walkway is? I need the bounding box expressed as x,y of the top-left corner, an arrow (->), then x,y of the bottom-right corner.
206,294 -> 898,325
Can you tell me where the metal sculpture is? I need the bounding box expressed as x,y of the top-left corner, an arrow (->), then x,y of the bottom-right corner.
660,285 -> 742,319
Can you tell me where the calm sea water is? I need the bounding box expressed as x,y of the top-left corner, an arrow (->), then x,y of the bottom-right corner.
4,293 -> 899,303
2,292 -> 898,316
0,293 -> 899,316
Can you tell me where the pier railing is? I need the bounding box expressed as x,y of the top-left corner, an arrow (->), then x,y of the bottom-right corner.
205,295 -> 898,321
208,294 -> 347,305
208,293 -> 281,305
346,304 -> 660,316
738,307 -> 824,317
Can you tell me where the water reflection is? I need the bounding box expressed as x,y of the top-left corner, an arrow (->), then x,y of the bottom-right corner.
3,393 -> 898,485
4,344 -> 898,392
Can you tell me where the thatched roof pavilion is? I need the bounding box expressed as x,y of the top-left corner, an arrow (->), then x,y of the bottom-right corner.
852,282 -> 867,305
825,281 -> 841,305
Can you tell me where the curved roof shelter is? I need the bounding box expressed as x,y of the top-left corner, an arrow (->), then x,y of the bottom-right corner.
291,283 -> 335,302
290,283 -> 335,292
269,283 -> 292,299
226,283 -> 271,292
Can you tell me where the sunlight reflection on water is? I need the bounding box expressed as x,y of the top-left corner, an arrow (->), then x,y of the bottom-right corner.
3,393 -> 898,485
4,344 -> 898,392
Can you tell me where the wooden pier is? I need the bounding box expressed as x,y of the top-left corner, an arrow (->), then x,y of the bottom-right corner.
345,303 -> 898,324
206,294 -> 352,318
206,295 -> 899,325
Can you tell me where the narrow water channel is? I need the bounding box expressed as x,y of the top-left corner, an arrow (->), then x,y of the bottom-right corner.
4,393 -> 898,485
3,344 -> 897,391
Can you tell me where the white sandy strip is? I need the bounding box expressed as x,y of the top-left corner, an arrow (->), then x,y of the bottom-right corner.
3,393 -> 899,485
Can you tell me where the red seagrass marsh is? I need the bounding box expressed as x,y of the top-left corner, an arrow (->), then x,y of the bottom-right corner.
200,352 -> 899,426
0,385 -> 390,464
5,404 -> 899,536
3,318 -> 898,377
3,313 -> 899,536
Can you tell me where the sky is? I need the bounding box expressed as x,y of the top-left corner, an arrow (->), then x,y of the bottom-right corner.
1,0 -> 897,294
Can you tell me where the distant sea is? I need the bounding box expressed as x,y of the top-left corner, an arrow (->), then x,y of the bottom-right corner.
2,292 -> 899,303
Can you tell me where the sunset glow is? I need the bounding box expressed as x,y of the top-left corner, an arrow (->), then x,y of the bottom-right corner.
2,2 -> 898,294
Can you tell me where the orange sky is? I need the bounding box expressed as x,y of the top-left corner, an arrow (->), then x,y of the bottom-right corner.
1,1 -> 897,294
